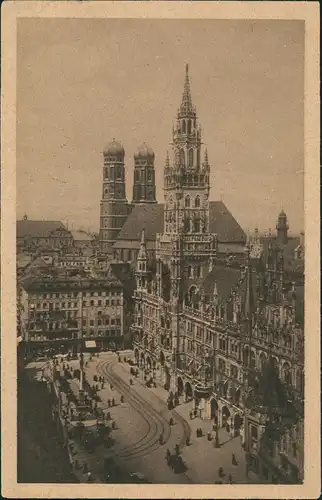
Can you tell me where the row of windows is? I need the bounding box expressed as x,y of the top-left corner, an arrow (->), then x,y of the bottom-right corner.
134,169 -> 154,182
31,291 -> 120,300
185,195 -> 201,208
30,299 -> 121,310
84,318 -> 121,326
29,317 -> 121,329
104,166 -> 123,180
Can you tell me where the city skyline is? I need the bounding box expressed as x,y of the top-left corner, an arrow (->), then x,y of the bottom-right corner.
17,18 -> 304,234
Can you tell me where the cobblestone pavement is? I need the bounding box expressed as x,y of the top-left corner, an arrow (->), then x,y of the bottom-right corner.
84,353 -> 258,484
82,353 -> 192,483
23,354 -> 259,484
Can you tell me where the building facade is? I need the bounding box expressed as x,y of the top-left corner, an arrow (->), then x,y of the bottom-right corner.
130,65 -> 304,484
19,271 -> 125,357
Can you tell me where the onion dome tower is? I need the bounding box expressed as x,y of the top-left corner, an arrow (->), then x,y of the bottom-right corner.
276,209 -> 289,245
99,139 -> 129,253
132,143 -> 157,204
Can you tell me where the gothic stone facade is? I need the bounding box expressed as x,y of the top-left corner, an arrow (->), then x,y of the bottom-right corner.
130,65 -> 304,483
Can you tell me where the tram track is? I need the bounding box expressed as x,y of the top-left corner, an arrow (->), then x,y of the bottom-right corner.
96,359 -> 172,461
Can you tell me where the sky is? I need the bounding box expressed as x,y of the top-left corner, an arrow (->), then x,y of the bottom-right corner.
16,18 -> 304,235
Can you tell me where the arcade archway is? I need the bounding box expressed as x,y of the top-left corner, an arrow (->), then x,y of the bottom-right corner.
177,376 -> 184,396
222,405 -> 231,430
234,413 -> 243,436
210,398 -> 218,422
185,382 -> 193,402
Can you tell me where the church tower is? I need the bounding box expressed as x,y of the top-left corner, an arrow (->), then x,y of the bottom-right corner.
99,139 -> 129,253
156,64 -> 217,376
132,143 -> 157,204
276,209 -> 289,245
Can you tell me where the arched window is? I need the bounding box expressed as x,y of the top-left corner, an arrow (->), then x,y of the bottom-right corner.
188,149 -> 193,167
195,266 -> 201,278
189,285 -> 197,301
185,196 -> 190,208
188,265 -> 193,278
179,149 -> 185,167
282,362 -> 292,385
250,351 -> 256,369
182,120 -> 186,134
259,352 -> 267,372
194,219 -> 200,232
195,196 -> 200,208
188,120 -> 192,134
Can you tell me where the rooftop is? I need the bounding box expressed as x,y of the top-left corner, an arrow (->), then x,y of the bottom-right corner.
114,201 -> 246,244
17,220 -> 68,239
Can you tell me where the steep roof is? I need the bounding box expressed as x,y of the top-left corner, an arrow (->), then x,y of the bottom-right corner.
17,220 -> 67,239
115,201 -> 246,244
116,204 -> 165,241
209,201 -> 246,243
202,264 -> 242,299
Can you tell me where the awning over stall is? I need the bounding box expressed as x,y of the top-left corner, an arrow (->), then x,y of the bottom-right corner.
85,340 -> 97,349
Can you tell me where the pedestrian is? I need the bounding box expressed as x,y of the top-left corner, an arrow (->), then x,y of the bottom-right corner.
175,443 -> 180,456
232,453 -> 238,465
112,421 -> 116,430
218,466 -> 224,478
101,382 -> 104,389
228,473 -> 233,484
207,431 -> 212,441
169,417 -> 174,426
87,471 -> 92,482
120,395 -> 124,403
112,398 -> 115,407
107,399 -> 111,407
189,410 -> 193,420
186,436 -> 190,446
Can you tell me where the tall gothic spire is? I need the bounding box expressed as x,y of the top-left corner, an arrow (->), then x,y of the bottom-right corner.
180,64 -> 194,115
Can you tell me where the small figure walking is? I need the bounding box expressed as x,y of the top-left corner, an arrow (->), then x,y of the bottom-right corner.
228,473 -> 233,484
175,443 -> 180,456
189,410 -> 193,420
232,453 -> 238,466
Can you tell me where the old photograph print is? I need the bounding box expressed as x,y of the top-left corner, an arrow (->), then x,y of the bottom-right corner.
16,18 -> 305,485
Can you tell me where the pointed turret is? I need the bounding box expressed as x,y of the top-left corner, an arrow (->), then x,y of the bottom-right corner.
180,63 -> 194,115
244,245 -> 255,322
165,150 -> 170,170
136,229 -> 149,291
213,281 -> 219,306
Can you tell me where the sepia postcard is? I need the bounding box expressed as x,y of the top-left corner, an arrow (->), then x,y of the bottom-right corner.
1,1 -> 320,498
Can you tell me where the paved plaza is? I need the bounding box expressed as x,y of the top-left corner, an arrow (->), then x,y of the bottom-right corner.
24,353 -> 259,484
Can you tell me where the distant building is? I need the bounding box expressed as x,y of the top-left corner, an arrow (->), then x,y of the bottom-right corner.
70,230 -> 93,249
17,218 -> 73,251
